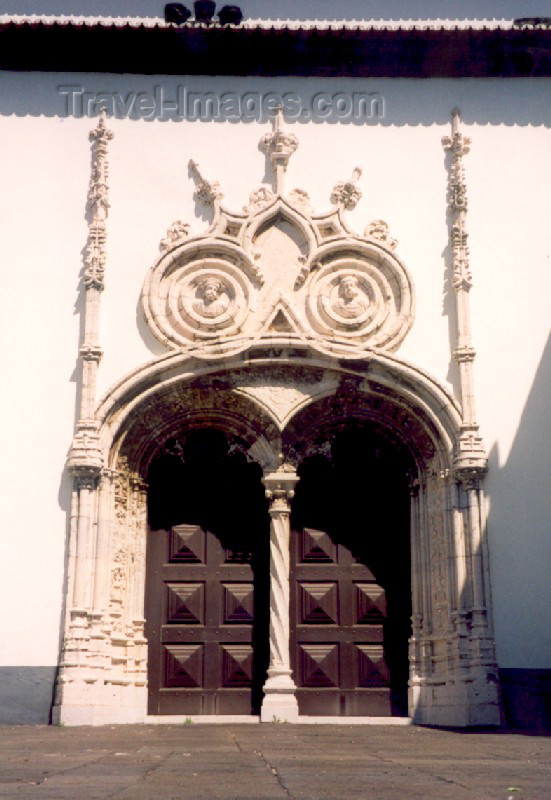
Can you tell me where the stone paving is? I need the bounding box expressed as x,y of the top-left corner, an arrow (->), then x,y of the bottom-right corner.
0,724 -> 550,800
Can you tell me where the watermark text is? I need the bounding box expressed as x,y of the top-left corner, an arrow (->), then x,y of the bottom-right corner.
58,85 -> 385,121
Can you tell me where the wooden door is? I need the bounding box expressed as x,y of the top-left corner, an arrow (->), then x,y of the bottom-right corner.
146,523 -> 268,715
290,526 -> 392,716
145,430 -> 270,716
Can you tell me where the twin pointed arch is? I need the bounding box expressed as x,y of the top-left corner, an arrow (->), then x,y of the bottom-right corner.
96,347 -> 461,482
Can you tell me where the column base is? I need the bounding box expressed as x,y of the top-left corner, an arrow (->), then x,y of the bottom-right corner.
261,691 -> 299,723
261,672 -> 299,722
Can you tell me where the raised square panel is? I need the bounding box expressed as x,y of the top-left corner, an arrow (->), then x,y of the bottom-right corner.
223,583 -> 254,624
221,644 -> 253,687
163,644 -> 203,688
169,524 -> 205,563
356,644 -> 390,687
166,582 -> 204,624
355,582 -> 387,623
301,528 -> 336,563
299,643 -> 339,687
300,582 -> 338,624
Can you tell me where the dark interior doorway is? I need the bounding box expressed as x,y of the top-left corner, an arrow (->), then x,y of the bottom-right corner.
145,428 -> 270,715
290,424 -> 413,716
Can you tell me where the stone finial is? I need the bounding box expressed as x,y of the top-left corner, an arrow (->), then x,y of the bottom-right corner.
260,106 -> 298,194
331,166 -> 362,210
189,159 -> 224,207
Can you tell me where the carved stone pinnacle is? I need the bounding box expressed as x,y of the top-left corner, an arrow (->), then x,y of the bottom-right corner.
189,159 -> 224,206
260,107 -> 298,194
331,166 -> 363,210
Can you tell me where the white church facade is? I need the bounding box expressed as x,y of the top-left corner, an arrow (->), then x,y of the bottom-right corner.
0,1 -> 549,728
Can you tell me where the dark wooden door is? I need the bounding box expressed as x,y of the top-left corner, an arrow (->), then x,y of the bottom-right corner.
146,523 -> 267,715
145,429 -> 270,716
290,527 -> 392,716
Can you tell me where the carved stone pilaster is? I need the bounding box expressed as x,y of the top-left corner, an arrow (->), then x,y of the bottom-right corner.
260,465 -> 299,722
443,109 -> 486,473
69,110 -> 113,498
67,463 -> 102,622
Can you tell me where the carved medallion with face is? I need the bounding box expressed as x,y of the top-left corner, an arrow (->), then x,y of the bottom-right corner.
192,277 -> 231,319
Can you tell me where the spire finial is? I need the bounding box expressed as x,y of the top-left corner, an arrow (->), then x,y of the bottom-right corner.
331,166 -> 363,210
260,106 -> 298,195
188,159 -> 224,207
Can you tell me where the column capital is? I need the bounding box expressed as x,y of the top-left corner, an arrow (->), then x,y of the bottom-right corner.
70,464 -> 101,491
455,465 -> 486,491
263,466 -> 299,512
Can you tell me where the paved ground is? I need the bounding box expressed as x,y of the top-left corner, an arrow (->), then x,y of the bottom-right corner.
0,724 -> 550,799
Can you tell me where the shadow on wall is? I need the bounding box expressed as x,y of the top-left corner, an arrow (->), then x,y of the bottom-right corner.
486,333 -> 551,729
1,73 -> 551,127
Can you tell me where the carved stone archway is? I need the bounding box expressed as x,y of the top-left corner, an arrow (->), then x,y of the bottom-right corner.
54,351 -> 500,726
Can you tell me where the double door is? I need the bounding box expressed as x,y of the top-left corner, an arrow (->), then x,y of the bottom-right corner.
146,522 -> 400,717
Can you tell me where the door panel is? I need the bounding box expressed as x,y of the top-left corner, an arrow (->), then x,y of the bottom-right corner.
291,527 -> 392,716
147,523 -> 260,715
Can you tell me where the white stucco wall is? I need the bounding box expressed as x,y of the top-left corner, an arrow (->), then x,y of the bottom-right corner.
0,64 -> 549,678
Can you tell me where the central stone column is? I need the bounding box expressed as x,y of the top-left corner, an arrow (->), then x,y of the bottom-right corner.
261,466 -> 299,722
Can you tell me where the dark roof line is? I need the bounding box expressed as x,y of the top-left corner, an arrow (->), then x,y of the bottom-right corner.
1,21 -> 550,77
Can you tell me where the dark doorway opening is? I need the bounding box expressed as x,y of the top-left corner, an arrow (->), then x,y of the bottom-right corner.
290,424 -> 413,716
145,428 -> 270,715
